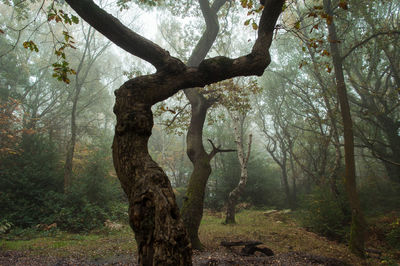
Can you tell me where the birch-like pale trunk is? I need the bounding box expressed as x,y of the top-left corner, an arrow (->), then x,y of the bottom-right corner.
225,114 -> 252,224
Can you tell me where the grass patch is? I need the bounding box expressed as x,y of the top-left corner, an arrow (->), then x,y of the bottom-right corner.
0,225 -> 136,259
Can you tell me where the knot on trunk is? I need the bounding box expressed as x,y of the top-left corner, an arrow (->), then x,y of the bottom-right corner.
115,104 -> 153,136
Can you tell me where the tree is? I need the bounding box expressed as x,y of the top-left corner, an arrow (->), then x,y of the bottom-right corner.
63,23 -> 112,192
225,117 -> 252,224
179,0 -> 233,249
62,0 -> 284,264
344,1 -> 400,184
323,0 -> 365,257
215,78 -> 258,223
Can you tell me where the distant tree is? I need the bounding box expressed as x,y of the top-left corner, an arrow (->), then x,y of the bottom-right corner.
63,23 -> 112,193
322,0 -> 366,257
344,1 -> 400,184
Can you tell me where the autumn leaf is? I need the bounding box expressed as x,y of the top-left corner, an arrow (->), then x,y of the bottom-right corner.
338,1 -> 348,10
0,29 -> 4,34
252,22 -> 258,30
321,49 -> 330,56
23,41 -> 39,52
47,13 -> 56,21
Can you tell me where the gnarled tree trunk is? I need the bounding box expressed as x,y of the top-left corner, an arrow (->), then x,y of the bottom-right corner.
65,0 -> 284,264
112,84 -> 192,265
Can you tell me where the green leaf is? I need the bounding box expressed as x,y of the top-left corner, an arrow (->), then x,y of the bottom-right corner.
71,16 -> 79,24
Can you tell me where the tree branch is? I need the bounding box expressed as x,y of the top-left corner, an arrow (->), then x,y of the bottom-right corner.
208,139 -> 236,159
65,0 -> 184,72
165,103 -> 190,127
342,31 -> 400,61
69,0 -> 284,105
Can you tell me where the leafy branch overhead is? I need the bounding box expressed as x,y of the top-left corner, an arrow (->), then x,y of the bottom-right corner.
20,3 -> 80,84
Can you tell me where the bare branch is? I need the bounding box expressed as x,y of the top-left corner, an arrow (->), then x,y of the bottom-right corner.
165,103 -> 190,128
208,139 -> 236,159
342,31 -> 400,60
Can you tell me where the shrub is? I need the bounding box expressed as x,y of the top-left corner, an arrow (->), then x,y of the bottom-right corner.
386,218 -> 400,249
57,202 -> 108,233
0,135 -> 63,228
297,186 -> 350,241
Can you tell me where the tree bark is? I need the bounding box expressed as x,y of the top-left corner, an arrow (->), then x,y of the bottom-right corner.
112,84 -> 192,265
323,0 -> 366,258
65,0 -> 284,264
225,114 -> 252,224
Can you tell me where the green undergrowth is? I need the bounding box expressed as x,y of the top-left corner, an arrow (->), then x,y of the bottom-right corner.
0,225 -> 136,259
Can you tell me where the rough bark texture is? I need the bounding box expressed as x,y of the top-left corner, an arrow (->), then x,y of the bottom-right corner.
112,83 -> 192,265
225,115 -> 252,224
65,0 -> 284,264
324,0 -> 366,258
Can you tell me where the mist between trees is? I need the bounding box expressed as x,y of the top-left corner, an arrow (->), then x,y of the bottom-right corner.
0,0 -> 399,265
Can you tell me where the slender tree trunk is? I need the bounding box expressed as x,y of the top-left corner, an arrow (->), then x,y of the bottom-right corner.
63,84 -> 81,192
63,26 -> 101,193
280,162 -> 293,209
225,114 -> 252,224
180,95 -> 210,249
112,85 -> 192,265
181,0 -> 227,249
324,0 -> 366,257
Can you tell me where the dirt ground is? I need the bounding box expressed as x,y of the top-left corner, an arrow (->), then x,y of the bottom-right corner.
0,249 -> 349,265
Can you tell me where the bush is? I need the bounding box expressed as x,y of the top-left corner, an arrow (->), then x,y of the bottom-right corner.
57,203 -> 108,233
108,202 -> 129,222
359,178 -> 400,216
0,135 -> 64,228
386,218 -> 400,249
0,133 -> 127,233
296,187 -> 350,241
55,145 -> 126,232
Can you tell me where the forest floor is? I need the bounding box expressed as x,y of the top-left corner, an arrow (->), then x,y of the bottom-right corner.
0,210 -> 398,265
